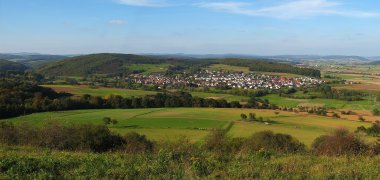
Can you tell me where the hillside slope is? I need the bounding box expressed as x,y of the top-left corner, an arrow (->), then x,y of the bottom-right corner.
38,53 -> 321,77
0,59 -> 28,71
38,53 -> 192,76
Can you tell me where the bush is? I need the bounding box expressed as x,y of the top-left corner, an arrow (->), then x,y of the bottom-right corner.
122,132 -> 153,153
202,129 -> 241,153
243,131 -> 306,153
312,128 -> 368,156
249,113 -> 256,121
373,109 -> 380,116
0,122 -> 19,145
0,122 -> 125,152
103,117 -> 112,125
240,114 -> 247,120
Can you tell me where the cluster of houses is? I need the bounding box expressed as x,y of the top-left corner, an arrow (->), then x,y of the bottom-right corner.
128,70 -> 324,90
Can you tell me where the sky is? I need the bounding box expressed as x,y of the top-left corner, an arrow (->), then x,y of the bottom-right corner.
0,0 -> 380,56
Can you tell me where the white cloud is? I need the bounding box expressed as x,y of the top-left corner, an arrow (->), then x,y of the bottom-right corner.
116,0 -> 169,7
197,0 -> 380,19
109,20 -> 128,25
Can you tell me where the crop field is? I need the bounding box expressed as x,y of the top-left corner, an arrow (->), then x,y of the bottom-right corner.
190,92 -> 249,102
43,85 -> 157,97
43,85 -> 248,102
125,64 -> 171,75
206,64 -> 300,77
6,108 -> 372,146
261,94 -> 380,111
206,64 -> 250,73
323,65 -> 380,88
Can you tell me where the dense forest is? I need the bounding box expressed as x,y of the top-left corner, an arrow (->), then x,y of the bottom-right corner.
0,60 -> 28,71
219,59 -> 321,77
36,53 -> 321,77
37,53 -> 202,76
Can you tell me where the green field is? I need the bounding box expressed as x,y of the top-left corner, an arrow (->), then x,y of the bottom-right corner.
206,64 -> 300,77
190,92 -> 249,102
206,64 -> 250,73
261,94 -> 380,110
43,85 -> 248,102
43,85 -> 157,97
125,64 -> 171,75
7,108 -> 372,146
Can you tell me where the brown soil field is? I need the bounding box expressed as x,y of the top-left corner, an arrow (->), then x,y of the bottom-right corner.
334,84 -> 380,90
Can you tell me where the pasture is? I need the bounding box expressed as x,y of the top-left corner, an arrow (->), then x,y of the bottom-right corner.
261,94 -> 380,111
125,64 -> 171,75
6,108 -> 372,146
43,85 -> 248,102
206,64 -> 250,73
206,64 -> 300,77
43,85 -> 157,97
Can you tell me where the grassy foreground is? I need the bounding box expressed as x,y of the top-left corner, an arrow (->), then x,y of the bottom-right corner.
1,145 -> 380,179
6,108 -> 371,146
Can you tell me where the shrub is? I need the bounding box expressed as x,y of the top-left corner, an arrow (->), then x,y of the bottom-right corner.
111,119 -> 118,125
103,117 -> 112,125
203,130 -> 239,153
312,128 -> 368,156
122,132 -> 153,153
373,109 -> 380,116
203,130 -> 227,151
249,113 -> 256,121
243,131 -> 306,153
0,122 -> 125,152
355,123 -> 380,136
369,138 -> 380,155
0,122 -> 19,145
240,114 -> 247,120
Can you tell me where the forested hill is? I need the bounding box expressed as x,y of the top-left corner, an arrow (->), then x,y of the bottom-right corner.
37,53 -> 320,77
368,61 -> 380,65
37,53 -> 195,76
0,59 -> 28,71
218,59 -> 321,77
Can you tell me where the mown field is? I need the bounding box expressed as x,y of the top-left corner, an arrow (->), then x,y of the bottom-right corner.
6,108 -> 372,146
206,64 -> 300,77
125,64 -> 171,75
323,64 -> 380,90
261,94 -> 380,111
43,85 -> 248,102
43,85 -> 157,97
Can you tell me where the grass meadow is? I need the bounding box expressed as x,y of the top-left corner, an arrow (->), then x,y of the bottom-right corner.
6,108 -> 372,146
261,94 -> 380,110
43,85 -> 248,102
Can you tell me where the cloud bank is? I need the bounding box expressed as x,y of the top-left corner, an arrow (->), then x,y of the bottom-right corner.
115,0 -> 169,7
109,20 -> 128,25
197,0 -> 380,19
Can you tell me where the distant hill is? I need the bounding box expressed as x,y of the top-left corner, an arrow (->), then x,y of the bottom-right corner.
218,59 -> 321,77
37,53 -> 195,76
368,56 -> 380,61
261,55 -> 370,63
0,59 -> 28,71
38,53 -> 321,77
0,53 -> 68,67
368,61 -> 380,65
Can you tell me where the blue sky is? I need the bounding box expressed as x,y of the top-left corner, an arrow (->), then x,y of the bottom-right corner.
0,0 -> 379,55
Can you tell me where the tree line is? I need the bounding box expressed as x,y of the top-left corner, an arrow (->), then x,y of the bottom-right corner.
218,59 -> 321,77
0,79 -> 277,119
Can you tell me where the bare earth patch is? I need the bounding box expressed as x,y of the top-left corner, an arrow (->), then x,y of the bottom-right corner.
335,84 -> 380,90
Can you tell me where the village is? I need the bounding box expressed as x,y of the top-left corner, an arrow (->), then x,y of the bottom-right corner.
128,70 -> 324,89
